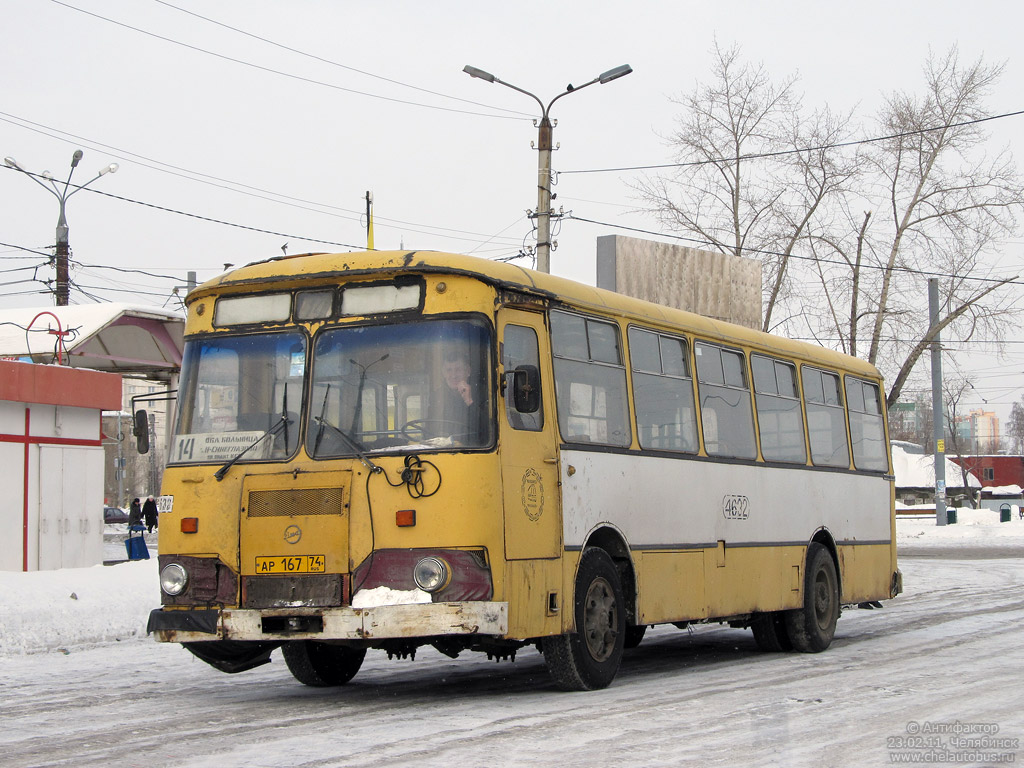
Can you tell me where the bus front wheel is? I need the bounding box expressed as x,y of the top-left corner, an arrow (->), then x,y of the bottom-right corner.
282,641 -> 366,687
543,547 -> 625,691
785,543 -> 840,653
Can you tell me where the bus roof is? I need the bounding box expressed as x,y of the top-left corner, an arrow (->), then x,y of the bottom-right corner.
194,250 -> 883,379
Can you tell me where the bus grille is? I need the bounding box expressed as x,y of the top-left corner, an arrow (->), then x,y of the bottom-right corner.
247,488 -> 345,517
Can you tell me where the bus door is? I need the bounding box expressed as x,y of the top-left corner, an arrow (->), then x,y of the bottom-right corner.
498,311 -> 561,560
238,469 -> 352,608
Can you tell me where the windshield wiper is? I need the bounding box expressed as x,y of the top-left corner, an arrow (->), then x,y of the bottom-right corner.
215,384 -> 292,482
213,415 -> 289,481
312,413 -> 381,474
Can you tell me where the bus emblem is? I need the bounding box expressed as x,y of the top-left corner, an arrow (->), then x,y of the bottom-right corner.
521,468 -> 545,522
283,524 -> 302,544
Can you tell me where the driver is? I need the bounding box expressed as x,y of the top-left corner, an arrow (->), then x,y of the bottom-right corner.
438,352 -> 484,442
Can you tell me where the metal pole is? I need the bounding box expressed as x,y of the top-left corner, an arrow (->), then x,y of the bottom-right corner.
117,411 -> 124,507
4,152 -> 116,306
462,64 -> 631,275
929,278 -> 947,526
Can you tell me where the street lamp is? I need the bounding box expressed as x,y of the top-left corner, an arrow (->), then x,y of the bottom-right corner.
463,63 -> 632,273
4,150 -> 118,306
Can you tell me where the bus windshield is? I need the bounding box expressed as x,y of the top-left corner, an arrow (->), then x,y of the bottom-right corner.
307,317 -> 492,456
171,331 -> 306,465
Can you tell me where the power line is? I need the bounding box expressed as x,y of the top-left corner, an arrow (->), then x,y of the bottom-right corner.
0,241 -> 53,258
71,259 -> 195,283
51,0 -> 530,122
0,111 -> 524,246
151,0 -> 532,118
560,109 -> 1024,175
36,179 -> 367,250
566,213 -> 1024,287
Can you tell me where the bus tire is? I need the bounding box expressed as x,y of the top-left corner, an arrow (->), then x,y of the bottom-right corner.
282,641 -> 366,687
785,543 -> 840,653
750,612 -> 792,652
543,547 -> 625,691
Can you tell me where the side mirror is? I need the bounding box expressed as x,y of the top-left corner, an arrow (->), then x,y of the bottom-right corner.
134,409 -> 150,455
511,365 -> 541,414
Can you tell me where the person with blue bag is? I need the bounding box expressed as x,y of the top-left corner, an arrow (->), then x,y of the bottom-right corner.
125,497 -> 150,560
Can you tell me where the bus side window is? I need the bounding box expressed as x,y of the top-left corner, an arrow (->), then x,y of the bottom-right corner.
502,324 -> 543,431
695,343 -> 756,459
752,354 -> 806,463
628,327 -> 697,453
846,377 -> 888,471
802,367 -> 851,467
551,312 -> 631,447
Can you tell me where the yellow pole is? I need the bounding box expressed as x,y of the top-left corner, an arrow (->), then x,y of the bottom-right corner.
366,191 -> 374,250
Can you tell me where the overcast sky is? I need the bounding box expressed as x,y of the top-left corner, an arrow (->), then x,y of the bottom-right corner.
2,0 -> 1022,419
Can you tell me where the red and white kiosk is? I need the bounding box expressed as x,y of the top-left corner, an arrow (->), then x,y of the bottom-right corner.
0,360 -> 121,571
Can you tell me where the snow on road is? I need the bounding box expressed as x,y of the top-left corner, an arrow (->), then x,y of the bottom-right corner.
1,511 -> 1022,767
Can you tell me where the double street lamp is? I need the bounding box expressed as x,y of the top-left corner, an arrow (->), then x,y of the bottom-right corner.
4,150 -> 118,306
463,63 -> 632,274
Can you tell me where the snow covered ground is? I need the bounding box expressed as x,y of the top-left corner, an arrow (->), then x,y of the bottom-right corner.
0,514 -> 1021,767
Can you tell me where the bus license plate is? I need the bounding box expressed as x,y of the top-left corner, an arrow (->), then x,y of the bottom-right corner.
254,555 -> 326,574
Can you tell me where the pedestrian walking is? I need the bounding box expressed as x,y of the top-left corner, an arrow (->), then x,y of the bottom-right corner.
128,498 -> 143,528
143,496 -> 158,533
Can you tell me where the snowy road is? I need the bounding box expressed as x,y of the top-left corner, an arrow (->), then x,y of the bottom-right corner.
2,552 -> 1023,767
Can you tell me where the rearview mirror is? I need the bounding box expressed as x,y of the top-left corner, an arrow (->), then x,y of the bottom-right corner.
512,365 -> 541,413
134,409 -> 150,455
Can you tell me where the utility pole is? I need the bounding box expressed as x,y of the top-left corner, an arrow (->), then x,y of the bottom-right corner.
463,64 -> 632,273
929,278 -> 947,526
4,151 -> 118,305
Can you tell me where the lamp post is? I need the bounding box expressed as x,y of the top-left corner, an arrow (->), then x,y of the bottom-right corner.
4,150 -> 118,306
463,63 -> 632,274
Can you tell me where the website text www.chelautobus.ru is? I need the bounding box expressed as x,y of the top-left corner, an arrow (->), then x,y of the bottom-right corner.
887,721 -> 1018,764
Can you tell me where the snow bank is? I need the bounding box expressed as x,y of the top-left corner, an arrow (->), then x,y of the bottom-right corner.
0,559 -> 158,656
896,505 -> 1024,549
891,442 -> 980,488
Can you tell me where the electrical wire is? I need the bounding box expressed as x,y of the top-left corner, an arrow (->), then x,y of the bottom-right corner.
565,213 -> 1024,287
560,109 -> 1024,175
0,143 -> 524,248
57,183 -> 366,249
151,0 -> 532,118
51,0 -> 530,121
0,241 -> 54,258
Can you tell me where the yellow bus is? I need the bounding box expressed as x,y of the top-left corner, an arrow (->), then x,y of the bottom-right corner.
146,250 -> 901,691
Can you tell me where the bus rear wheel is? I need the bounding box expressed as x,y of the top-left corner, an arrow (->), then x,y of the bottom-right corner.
282,641 -> 366,687
785,543 -> 840,653
543,547 -> 625,691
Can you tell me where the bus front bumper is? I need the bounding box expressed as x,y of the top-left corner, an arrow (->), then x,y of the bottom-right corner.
147,601 -> 509,644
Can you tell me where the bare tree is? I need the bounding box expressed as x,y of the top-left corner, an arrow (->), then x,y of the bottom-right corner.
944,375 -> 981,507
675,46 -> 1024,406
633,41 -> 854,332
1007,397 -> 1024,454
859,49 -> 1024,405
641,46 -> 1024,405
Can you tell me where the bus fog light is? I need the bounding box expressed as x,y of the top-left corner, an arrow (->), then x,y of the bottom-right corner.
413,557 -> 450,592
160,563 -> 189,596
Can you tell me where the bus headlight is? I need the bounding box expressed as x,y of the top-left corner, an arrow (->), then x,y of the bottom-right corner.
160,563 -> 189,596
413,557 -> 451,593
